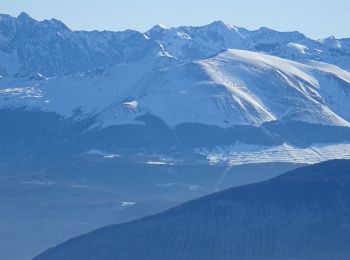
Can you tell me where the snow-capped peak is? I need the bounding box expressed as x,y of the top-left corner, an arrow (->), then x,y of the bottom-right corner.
147,24 -> 168,34
321,36 -> 342,49
156,23 -> 167,29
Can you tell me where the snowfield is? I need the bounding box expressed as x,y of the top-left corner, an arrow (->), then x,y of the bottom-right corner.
197,142 -> 350,166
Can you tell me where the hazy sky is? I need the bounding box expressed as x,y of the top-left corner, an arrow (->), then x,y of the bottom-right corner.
0,0 -> 349,39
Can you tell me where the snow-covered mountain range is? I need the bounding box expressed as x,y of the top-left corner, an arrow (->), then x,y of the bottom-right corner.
1,12 -> 350,130
2,13 -> 350,260
1,13 -> 350,77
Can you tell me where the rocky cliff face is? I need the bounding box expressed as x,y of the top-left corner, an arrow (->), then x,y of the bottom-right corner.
0,12 -> 164,76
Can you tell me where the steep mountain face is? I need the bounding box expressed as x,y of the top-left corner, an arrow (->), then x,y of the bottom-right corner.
146,21 -> 251,60
0,12 -> 163,76
147,21 -> 350,71
34,160 -> 350,260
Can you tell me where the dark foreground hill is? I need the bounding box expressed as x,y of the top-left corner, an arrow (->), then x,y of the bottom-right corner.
34,160 -> 350,260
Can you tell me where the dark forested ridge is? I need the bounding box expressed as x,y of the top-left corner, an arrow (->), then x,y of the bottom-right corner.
34,160 -> 350,260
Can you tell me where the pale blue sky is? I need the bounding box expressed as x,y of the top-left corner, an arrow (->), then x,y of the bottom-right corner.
0,0 -> 349,39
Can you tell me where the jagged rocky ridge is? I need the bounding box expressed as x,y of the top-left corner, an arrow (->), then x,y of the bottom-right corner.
0,12 -> 350,76
0,12 -> 164,76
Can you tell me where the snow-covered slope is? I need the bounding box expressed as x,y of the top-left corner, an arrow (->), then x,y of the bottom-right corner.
1,49 -> 350,128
